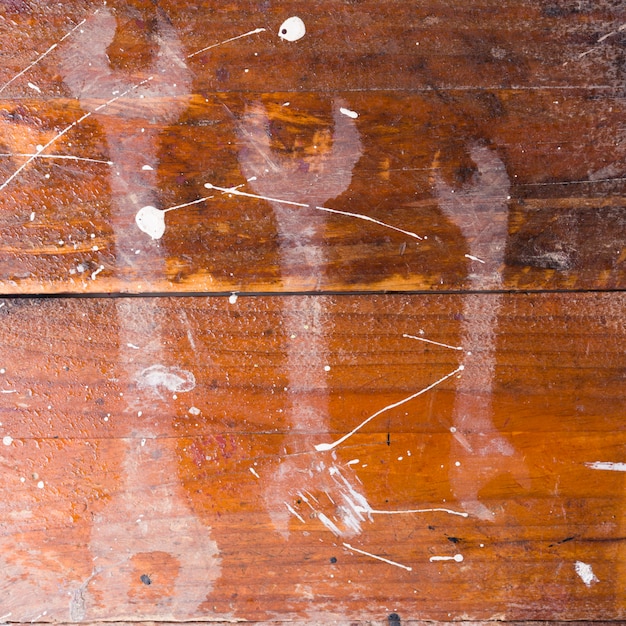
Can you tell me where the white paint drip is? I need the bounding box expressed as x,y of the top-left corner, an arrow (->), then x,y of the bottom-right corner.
0,17 -> 87,95
585,461 -> 626,472
339,107 -> 359,119
575,561 -> 599,586
343,543 -> 412,571
403,333 -> 464,351
136,364 -> 196,394
314,365 -> 464,451
278,16 -> 306,42
0,76 -> 153,192
429,554 -> 464,563
204,182 -> 423,241
188,27 -> 266,58
135,196 -> 212,239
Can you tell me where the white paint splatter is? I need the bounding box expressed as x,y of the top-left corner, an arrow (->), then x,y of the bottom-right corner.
339,107 -> 359,119
365,507 -> 468,518
278,16 -> 306,42
2,436 -> 12,446
141,164 -> 154,171
27,82 -> 41,93
228,293 -> 238,304
343,543 -> 412,571
205,182 -> 423,241
249,467 -> 260,479
188,27 -> 266,58
136,365 -> 196,394
585,461 -> 626,472
90,265 -> 104,281
575,561 -> 599,586
0,152 -> 112,165
188,406 -> 201,416
314,365 -> 464,451
403,332 -> 464,351
285,502 -> 306,524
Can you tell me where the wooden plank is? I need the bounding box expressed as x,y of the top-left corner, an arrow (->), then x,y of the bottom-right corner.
0,292 -> 623,621
0,3 -> 623,294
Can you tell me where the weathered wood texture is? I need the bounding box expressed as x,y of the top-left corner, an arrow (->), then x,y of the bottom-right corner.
0,293 -> 623,621
0,1 -> 622,293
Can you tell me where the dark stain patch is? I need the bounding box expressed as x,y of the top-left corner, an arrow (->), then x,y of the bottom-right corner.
549,535 -> 577,547
140,574 -> 152,585
447,536 -> 461,544
388,613 -> 401,625
330,556 -> 337,564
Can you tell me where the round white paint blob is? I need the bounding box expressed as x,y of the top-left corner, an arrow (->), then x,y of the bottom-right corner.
278,16 -> 306,42
135,205 -> 166,239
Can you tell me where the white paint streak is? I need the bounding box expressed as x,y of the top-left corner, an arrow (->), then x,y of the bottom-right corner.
249,467 -> 260,478
27,82 -> 41,93
188,27 -> 266,58
204,183 -> 423,241
465,253 -> 486,263
403,333 -> 464,351
343,543 -> 412,571
314,365 -> 464,451
0,153 -> 112,165
278,16 -> 306,42
585,461 -> 626,472
366,507 -> 469,518
285,502 -> 305,523
318,512 -> 342,535
575,561 -> 599,586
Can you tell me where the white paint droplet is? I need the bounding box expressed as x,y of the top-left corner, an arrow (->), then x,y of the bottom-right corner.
229,293 -> 238,304
136,205 -> 166,239
278,16 -> 306,42
2,436 -> 12,446
188,406 -> 201,416
35,144 -> 44,152
324,365 -> 331,372
37,481 -> 44,489
141,164 -> 154,171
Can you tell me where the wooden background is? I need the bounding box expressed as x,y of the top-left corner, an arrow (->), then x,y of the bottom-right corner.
0,0 -> 624,623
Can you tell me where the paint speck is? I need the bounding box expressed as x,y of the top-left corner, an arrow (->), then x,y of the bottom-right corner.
29,212 -> 35,221
455,461 -> 461,467
141,164 -> 154,171
36,481 -> 44,489
229,293 -> 238,304
575,561 -> 599,586
2,436 -> 12,446
339,107 -> 359,119
324,365 -> 331,372
397,456 -> 403,461
249,467 -> 260,478
27,82 -> 41,93
278,16 -> 306,42
91,265 -> 104,280
140,574 -> 152,585
188,406 -> 201,416
136,205 -> 166,239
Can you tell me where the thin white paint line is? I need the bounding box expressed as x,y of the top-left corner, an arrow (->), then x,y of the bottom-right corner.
249,467 -> 260,478
403,333 -> 464,351
0,153 -> 113,165
585,461 -> 626,472
162,195 -> 214,213
0,76 -> 152,192
365,507 -> 469,518
27,82 -> 41,93
205,182 -> 423,241
0,613 -> 12,622
0,18 -> 87,95
315,365 -> 464,452
339,107 -> 359,119
575,561 -> 599,586
188,28 -> 266,58
464,253 -> 486,264
285,502 -> 305,523
343,542 -> 412,571
346,459 -> 360,465
429,554 -> 464,563
126,343 -> 141,350
0,390 -> 17,394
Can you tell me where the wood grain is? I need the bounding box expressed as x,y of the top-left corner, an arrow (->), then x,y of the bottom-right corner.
0,292 -> 622,621
0,1 -> 622,294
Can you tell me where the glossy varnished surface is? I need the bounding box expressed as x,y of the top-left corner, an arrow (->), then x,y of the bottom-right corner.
0,293 -> 623,621
0,1 -> 622,292
0,1 -> 624,623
